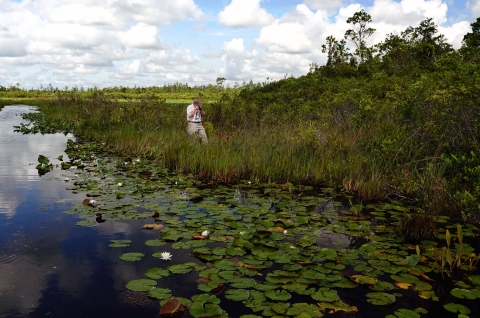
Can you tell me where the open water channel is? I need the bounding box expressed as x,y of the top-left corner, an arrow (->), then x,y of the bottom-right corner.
1,105 -> 480,318
0,106 -> 159,317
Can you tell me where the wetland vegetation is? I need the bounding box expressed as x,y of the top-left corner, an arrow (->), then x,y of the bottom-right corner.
5,12 -> 480,317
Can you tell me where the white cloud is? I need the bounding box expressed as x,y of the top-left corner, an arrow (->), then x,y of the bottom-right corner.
218,0 -> 274,28
118,23 -> 167,49
439,21 -> 471,49
0,38 -> 27,57
369,0 -> 416,25
467,0 -> 480,17
303,0 -> 344,13
256,22 -> 313,53
222,38 -> 245,53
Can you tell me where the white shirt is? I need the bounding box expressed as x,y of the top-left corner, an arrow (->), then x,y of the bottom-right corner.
186,104 -> 202,122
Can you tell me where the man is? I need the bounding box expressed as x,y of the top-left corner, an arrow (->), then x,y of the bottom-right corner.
186,99 -> 208,143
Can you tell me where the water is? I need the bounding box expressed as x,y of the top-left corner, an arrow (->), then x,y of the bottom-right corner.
0,106 -> 159,317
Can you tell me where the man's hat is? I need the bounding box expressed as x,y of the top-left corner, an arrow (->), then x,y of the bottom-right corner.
193,99 -> 202,106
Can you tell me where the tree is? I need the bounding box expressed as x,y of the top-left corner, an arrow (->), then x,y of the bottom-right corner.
322,35 -> 351,67
460,17 -> 480,61
400,18 -> 452,68
216,77 -> 226,87
344,9 -> 376,63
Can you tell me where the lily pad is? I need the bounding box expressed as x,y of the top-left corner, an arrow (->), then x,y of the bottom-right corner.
451,288 -> 477,299
265,289 -> 292,301
125,279 -> 157,291
311,288 -> 339,302
168,264 -> 193,274
145,239 -> 167,246
350,275 -> 378,286
386,308 -> 420,318
366,292 -> 396,305
443,303 -> 471,314
145,268 -> 170,279
119,252 -> 145,262
148,288 -> 172,300
225,289 -> 250,301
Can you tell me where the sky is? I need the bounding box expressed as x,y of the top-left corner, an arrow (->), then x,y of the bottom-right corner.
0,0 -> 478,89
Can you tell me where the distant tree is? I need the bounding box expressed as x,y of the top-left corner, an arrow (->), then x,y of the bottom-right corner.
400,18 -> 453,67
216,77 -> 226,87
460,17 -> 480,61
322,35 -> 351,67
344,9 -> 376,63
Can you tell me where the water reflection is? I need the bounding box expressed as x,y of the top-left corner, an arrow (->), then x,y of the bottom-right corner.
0,106 -> 159,317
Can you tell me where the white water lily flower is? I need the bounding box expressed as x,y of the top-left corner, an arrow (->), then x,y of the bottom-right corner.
124,162 -> 128,166
64,177 -> 70,182
248,181 -> 251,184
135,158 -> 140,162
90,200 -> 97,205
160,252 -> 172,261
117,183 -> 123,187
201,230 -> 209,237
239,231 -> 245,235
283,230 -> 288,234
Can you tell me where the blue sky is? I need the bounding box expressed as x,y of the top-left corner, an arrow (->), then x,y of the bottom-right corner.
0,0 -> 478,89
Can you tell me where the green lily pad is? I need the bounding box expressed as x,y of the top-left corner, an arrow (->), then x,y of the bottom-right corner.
270,301 -> 290,314
231,278 -> 257,289
225,289 -> 250,301
148,288 -> 172,300
443,303 -> 471,314
386,308 -> 420,318
366,292 -> 396,305
119,252 -> 145,262
145,267 -> 170,279
109,239 -> 131,247
265,289 -> 292,301
390,273 -> 418,284
125,279 -> 157,291
369,281 -> 395,291
451,288 -> 477,299
145,239 -> 166,246
76,220 -> 96,227
189,303 -> 226,318
167,263 -> 192,275
319,248 -> 337,260
311,288 -> 339,302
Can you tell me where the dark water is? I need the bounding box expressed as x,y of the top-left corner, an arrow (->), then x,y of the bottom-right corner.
0,106 -> 161,317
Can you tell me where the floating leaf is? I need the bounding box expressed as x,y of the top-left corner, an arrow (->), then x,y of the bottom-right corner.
76,220 -> 95,227
159,299 -> 185,316
145,268 -> 170,279
168,263 -> 193,274
443,303 -> 471,314
147,288 -> 172,300
119,252 -> 145,262
366,292 -> 396,305
311,288 -> 339,302
387,308 -> 420,318
225,289 -> 250,301
451,288 -> 477,299
145,239 -> 166,246
265,289 -> 292,301
350,275 -> 378,286
125,279 -> 156,291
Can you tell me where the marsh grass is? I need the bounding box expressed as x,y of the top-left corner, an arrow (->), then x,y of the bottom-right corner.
31,93 -> 388,200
